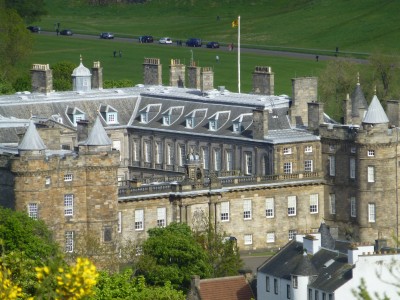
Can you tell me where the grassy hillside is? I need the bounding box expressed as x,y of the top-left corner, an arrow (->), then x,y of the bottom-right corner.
36,0 -> 400,55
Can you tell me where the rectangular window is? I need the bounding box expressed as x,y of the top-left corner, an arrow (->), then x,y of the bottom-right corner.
214,148 -> 221,171
144,141 -> 151,163
308,289 -> 312,300
351,146 -> 357,153
284,162 -> 293,174
163,115 -> 170,126
329,144 -> 335,152
289,230 -> 297,240
245,152 -> 252,175
64,174 -> 73,181
322,293 -> 326,300
226,150 -> 233,171
350,158 -> 356,179
304,160 -> 313,172
107,112 -> 117,123
220,201 -> 230,222
64,194 -> 74,216
283,147 -> 292,154
305,146 -> 313,153
243,199 -> 252,220
315,290 -> 319,300
179,145 -> 186,166
292,275 -> 298,289
266,276 -> 270,292
265,198 -> 274,218
45,176 -> 51,185
166,144 -> 173,165
209,119 -> 217,131
329,156 -> 335,176
118,211 -> 122,233
104,226 -> 112,242
287,284 -> 291,299
329,194 -> 336,214
202,147 -> 209,170
133,140 -> 139,161
186,117 -> 194,128
368,166 -> 375,182
267,232 -> 275,243
28,203 -> 38,219
157,207 -> 166,227
155,142 -> 163,164
140,112 -> 147,123
368,203 -> 376,222
65,231 -> 74,252
244,234 -> 252,245
135,209 -> 144,230
351,197 -> 356,217
288,196 -> 296,216
367,150 -> 375,157
112,140 -> 122,161
274,278 -> 278,294
310,194 -> 318,214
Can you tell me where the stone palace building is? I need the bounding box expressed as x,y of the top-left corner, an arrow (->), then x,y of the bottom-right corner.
0,57 -> 399,257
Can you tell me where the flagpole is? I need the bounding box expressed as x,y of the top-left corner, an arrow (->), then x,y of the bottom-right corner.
238,15 -> 241,93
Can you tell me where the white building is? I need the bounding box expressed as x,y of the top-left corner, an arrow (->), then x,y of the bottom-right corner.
257,223 -> 400,300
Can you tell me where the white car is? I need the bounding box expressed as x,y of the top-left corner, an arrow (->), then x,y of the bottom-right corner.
159,37 -> 172,44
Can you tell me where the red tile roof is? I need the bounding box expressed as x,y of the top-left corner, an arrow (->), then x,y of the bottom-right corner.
198,275 -> 254,300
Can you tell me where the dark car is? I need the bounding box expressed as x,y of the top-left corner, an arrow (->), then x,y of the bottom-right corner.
139,35 -> 153,43
186,38 -> 202,47
206,41 -> 220,49
27,26 -> 41,33
100,32 -> 114,39
60,29 -> 73,36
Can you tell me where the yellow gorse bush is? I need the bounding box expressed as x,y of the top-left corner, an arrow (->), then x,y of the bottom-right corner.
36,257 -> 98,300
0,265 -> 22,300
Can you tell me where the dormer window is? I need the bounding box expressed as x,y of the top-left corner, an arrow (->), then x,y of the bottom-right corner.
161,106 -> 183,126
209,119 -> 217,131
163,114 -> 170,126
208,111 -> 230,132
186,117 -> 194,128
233,121 -> 241,133
107,112 -> 117,123
139,104 -> 162,125
99,105 -> 118,125
140,112 -> 148,123
232,113 -> 252,133
66,106 -> 86,126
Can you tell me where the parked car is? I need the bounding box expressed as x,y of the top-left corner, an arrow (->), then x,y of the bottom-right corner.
60,29 -> 73,36
100,32 -> 114,39
159,37 -> 172,44
186,38 -> 202,47
139,36 -> 153,43
206,41 -> 220,49
27,26 -> 41,33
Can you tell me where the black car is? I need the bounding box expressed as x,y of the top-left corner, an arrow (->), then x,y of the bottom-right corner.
27,26 -> 41,33
206,41 -> 220,49
139,35 -> 153,43
60,29 -> 73,36
186,38 -> 202,47
100,32 -> 114,39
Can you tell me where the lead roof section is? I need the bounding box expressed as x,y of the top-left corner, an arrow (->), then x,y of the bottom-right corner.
18,120 -> 46,151
362,95 -> 389,124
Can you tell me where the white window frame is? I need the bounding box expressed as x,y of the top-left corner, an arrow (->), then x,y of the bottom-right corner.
140,112 -> 148,123
202,147 -> 209,170
283,147 -> 292,155
209,119 -> 217,131
133,140 -> 139,161
288,196 -> 296,216
65,231 -> 74,252
266,232 -> 275,243
28,203 -> 38,219
163,114 -> 170,126
45,176 -> 51,185
305,146 -> 313,153
107,112 -> 118,124
244,234 -> 253,245
245,152 -> 253,175
368,203 -> 376,223
329,156 -> 336,176
310,194 -> 319,214
233,122 -> 241,133
157,207 -> 166,227
293,275 -> 298,289
367,149 -> 375,157
135,209 -> 144,231
265,198 -> 274,218
304,160 -> 313,172
350,157 -> 356,179
64,194 -> 74,216
284,162 -> 292,174
214,148 -> 221,171
179,144 -> 186,166
186,117 -> 194,128
226,150 -> 233,171
329,194 -> 336,214
220,201 -> 230,222
350,197 -> 356,217
118,211 -> 122,233
243,199 -> 252,220
144,141 -> 151,163
155,142 -> 163,164
367,166 -> 375,182
64,174 -> 73,182
166,144 -> 173,165
288,230 -> 297,240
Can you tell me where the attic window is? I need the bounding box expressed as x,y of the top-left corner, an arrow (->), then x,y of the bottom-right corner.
209,119 -> 217,131
233,121 -> 241,133
107,112 -> 117,124
163,115 -> 170,125
186,117 -> 194,128
66,106 -> 86,126
140,112 -> 148,123
74,114 -> 85,126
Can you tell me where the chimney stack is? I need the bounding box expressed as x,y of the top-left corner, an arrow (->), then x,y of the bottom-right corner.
31,64 -> 53,94
143,58 -> 162,85
252,66 -> 274,95
252,108 -> 268,139
201,67 -> 214,91
169,59 -> 185,87
91,61 -> 103,89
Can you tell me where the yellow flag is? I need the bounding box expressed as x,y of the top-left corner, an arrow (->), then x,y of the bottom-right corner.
232,20 -> 238,28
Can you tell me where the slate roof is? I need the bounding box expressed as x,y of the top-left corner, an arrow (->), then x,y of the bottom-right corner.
318,222 -> 335,250
18,120 -> 46,151
197,276 -> 254,300
81,116 -> 112,146
362,95 -> 389,124
350,83 -> 368,117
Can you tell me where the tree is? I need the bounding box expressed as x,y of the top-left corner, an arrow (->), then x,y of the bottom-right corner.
4,0 -> 47,24
135,223 -> 213,291
52,61 -> 76,91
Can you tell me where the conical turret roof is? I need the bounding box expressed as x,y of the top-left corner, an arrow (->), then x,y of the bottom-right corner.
81,116 -> 111,146
292,252 -> 318,276
18,120 -> 46,151
362,95 -> 389,124
350,82 -> 368,117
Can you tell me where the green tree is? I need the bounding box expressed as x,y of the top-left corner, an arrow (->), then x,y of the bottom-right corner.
4,0 -> 47,24
52,61 -> 76,91
135,223 -> 213,291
